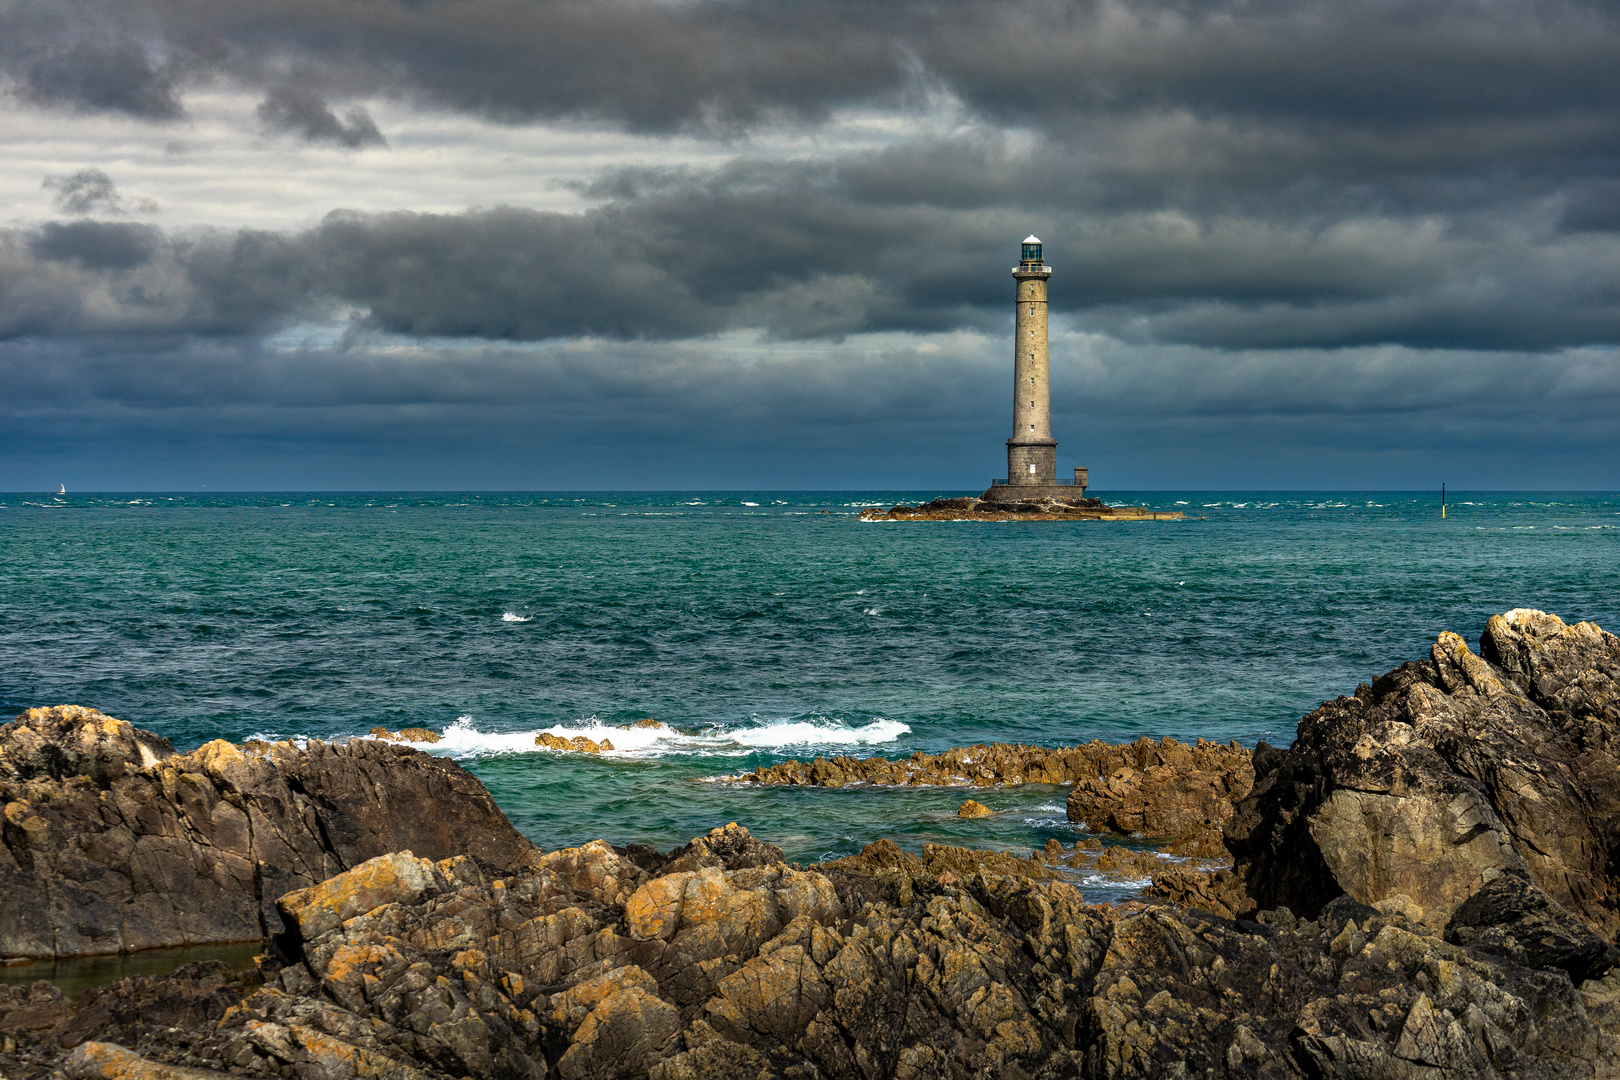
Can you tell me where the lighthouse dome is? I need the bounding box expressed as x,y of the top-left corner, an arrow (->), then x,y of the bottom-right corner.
1023,235 -> 1041,244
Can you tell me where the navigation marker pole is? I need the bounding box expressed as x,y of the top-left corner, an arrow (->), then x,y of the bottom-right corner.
1442,483 -> 1446,519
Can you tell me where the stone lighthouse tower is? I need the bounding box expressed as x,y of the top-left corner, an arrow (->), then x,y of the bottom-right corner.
982,236 -> 1088,502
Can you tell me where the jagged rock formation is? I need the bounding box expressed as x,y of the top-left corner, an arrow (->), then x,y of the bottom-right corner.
733,737 -> 1252,855
5,825 -> 1620,1080
1229,609 -> 1620,937
0,706 -> 537,961
736,736 -> 1249,797
1066,741 -> 1255,839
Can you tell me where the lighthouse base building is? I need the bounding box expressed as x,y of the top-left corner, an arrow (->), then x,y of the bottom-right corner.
981,236 -> 1091,502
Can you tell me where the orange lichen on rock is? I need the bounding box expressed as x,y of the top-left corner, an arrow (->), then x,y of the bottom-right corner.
535,732 -> 614,753
368,726 -> 443,743
957,799 -> 992,818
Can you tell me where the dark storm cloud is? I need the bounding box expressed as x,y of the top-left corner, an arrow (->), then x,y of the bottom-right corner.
43,169 -> 123,216
6,0 -> 1620,141
6,154 -> 1620,351
256,86 -> 386,148
30,222 -> 161,270
20,40 -> 183,119
3,1 -> 1619,356
3,332 -> 1617,489
1561,181 -> 1620,233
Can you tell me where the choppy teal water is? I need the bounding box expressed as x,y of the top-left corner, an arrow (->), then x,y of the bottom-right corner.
3,491 -> 1616,900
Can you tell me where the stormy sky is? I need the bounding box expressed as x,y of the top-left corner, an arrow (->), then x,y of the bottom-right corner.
2,0 -> 1618,490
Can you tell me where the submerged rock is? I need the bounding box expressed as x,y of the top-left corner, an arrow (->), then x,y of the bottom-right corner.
1230,609 -> 1620,938
0,706 -> 537,961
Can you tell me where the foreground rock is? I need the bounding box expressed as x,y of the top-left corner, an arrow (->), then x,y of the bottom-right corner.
6,824 -> 1620,1080
1230,609 -> 1620,939
860,496 -> 1186,521
0,706 -> 537,960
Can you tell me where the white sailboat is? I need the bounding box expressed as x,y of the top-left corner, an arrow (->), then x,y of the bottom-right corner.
57,484 -> 66,496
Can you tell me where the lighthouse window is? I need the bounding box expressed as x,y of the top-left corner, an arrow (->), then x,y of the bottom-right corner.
1028,464 -> 1036,474
1030,400 -> 1035,408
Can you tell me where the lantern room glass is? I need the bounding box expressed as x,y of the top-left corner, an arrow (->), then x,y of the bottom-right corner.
1021,242 -> 1042,263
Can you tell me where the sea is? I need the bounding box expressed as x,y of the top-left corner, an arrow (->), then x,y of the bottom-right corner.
3,490 -> 1617,903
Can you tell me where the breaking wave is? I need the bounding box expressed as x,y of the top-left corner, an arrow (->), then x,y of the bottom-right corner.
362,715 -> 910,760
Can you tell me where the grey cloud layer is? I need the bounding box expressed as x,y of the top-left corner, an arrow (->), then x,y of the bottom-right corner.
4,0 -> 1617,356
6,0 -> 1620,135
6,159 -> 1620,351
4,0 -> 1619,487
4,333 -> 1615,489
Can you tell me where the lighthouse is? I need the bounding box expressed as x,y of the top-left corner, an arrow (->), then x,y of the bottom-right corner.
982,236 -> 1089,502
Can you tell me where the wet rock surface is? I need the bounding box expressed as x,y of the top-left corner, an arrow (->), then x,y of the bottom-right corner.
1230,609 -> 1620,935
6,824 -> 1620,1079
0,706 -> 537,961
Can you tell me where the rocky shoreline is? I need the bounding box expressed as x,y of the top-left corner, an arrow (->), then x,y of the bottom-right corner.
3,607 -> 1620,1077
859,496 -> 1188,521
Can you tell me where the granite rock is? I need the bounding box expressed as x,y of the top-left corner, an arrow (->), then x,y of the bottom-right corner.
0,706 -> 538,960
1229,610 -> 1620,936
1445,872 -> 1620,983
10,824 -> 1620,1080
736,735 -> 1251,798
1066,754 -> 1255,837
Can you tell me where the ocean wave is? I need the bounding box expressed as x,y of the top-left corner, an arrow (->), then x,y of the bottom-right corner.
501,612 -> 532,622
364,715 -> 910,759
724,718 -> 910,748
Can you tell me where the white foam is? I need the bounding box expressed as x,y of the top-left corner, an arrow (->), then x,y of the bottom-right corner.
501,612 -> 532,622
724,718 -> 911,748
363,715 -> 910,760
742,502 -> 760,506
244,731 -> 311,749
1083,874 -> 1153,889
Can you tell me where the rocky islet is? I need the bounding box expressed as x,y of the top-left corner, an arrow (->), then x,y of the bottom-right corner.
858,497 -> 1188,521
